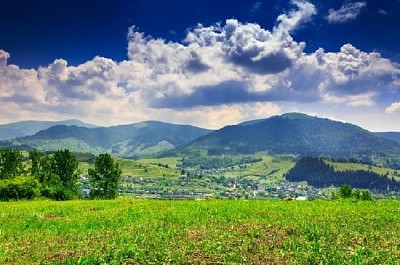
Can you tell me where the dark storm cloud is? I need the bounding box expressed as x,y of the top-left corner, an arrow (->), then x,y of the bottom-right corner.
152,79 -> 320,109
152,80 -> 255,108
183,52 -> 210,74
228,50 -> 293,74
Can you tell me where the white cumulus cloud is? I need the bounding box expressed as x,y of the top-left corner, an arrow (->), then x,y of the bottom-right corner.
385,102 -> 400,114
1,0 -> 400,129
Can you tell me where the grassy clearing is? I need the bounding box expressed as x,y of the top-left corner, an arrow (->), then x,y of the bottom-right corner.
136,157 -> 180,168
115,158 -> 178,178
222,155 -> 295,180
0,199 -> 399,264
79,158 -> 179,178
327,161 -> 399,181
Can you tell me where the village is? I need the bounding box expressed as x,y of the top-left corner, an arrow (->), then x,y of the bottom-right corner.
115,173 -> 321,200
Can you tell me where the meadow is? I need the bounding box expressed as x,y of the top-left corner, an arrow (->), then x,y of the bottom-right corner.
0,199 -> 399,264
79,157 -> 180,179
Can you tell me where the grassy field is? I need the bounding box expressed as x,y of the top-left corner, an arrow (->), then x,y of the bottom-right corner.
327,161 -> 399,181
222,155 -> 295,181
0,199 -> 399,264
79,157 -> 180,178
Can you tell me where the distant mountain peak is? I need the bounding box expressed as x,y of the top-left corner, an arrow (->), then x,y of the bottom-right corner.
0,119 -> 97,140
185,113 -> 400,167
2,121 -> 212,158
279,112 -> 314,119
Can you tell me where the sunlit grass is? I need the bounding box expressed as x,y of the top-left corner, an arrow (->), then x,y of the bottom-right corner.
327,161 -> 399,181
78,157 -> 179,178
223,155 -> 295,181
0,199 -> 398,264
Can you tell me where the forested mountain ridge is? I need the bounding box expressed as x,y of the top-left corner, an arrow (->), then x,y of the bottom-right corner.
3,121 -> 211,157
0,119 -> 97,140
185,113 -> 400,166
374,132 -> 400,144
2,113 -> 400,166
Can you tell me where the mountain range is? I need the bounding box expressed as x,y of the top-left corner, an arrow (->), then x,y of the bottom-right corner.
374,132 -> 400,144
184,113 -> 400,167
0,119 -> 97,140
3,121 -> 211,157
1,113 -> 400,166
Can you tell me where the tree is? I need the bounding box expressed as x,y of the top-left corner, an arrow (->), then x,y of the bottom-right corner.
88,153 -> 121,199
28,150 -> 45,180
51,150 -> 80,199
0,148 -> 24,179
339,184 -> 353,198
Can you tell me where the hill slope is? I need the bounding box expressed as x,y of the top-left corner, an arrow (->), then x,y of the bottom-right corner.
6,121 -> 211,157
374,132 -> 400,144
186,113 -> 400,165
0,119 -> 97,140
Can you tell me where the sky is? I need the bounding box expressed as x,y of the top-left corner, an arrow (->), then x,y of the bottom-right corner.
1,0 -> 400,131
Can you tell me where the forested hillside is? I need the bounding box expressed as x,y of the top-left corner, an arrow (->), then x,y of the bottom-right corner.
3,121 -> 211,157
186,113 -> 400,167
286,157 -> 400,191
0,119 -> 97,140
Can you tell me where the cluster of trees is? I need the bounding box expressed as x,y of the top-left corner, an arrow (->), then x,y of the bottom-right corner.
337,184 -> 372,200
286,157 -> 400,191
0,148 -> 121,201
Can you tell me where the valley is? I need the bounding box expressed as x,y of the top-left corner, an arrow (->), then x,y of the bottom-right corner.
77,154 -> 400,200
3,1 -> 400,263
2,113 -> 400,200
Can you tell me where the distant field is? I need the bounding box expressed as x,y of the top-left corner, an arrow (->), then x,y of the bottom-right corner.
327,161 -> 399,181
222,155 -> 295,181
0,199 -> 399,264
79,155 -> 294,181
79,157 -> 180,178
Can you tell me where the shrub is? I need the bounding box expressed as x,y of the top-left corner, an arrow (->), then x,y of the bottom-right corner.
361,190 -> 372,200
0,176 -> 41,201
40,184 -> 74,201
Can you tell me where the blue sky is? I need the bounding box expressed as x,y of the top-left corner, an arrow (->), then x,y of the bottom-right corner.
1,0 -> 400,130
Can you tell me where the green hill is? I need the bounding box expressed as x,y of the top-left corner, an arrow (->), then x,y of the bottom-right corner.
375,132 -> 400,144
185,113 -> 400,166
0,119 -> 97,140
5,121 -> 211,157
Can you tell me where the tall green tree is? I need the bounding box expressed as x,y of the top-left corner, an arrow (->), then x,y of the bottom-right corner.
28,149 -> 44,180
339,184 -> 353,198
51,149 -> 80,199
88,153 -> 121,199
0,148 -> 24,179
29,152 -> 65,200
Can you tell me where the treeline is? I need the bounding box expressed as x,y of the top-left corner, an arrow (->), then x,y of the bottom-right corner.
0,148 -> 121,201
286,157 -> 400,191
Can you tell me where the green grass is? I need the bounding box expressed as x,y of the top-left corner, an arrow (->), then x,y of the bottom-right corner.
0,199 -> 399,264
78,158 -> 179,178
223,155 -> 295,180
115,158 -> 179,178
327,161 -> 399,181
136,157 -> 180,168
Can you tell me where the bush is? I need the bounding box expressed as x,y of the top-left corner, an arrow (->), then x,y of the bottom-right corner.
40,184 -> 74,201
335,184 -> 373,201
361,190 -> 372,200
0,176 -> 41,201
